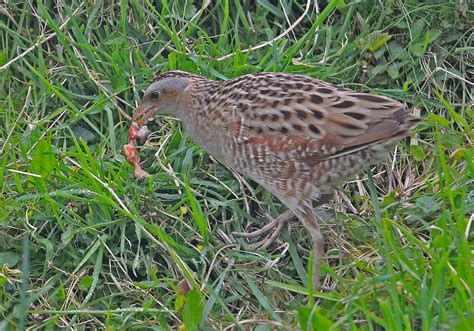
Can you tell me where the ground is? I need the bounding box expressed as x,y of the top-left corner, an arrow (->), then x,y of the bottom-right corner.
0,0 -> 473,330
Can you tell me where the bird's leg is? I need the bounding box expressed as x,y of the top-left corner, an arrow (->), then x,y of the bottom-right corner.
293,205 -> 327,291
232,210 -> 295,249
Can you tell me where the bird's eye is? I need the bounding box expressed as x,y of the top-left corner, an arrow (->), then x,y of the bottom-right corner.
150,91 -> 160,100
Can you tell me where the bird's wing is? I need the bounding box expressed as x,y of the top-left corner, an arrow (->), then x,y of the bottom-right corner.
224,75 -> 417,163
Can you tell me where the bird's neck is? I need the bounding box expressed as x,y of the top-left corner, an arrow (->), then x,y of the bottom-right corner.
177,79 -> 225,156
177,78 -> 221,123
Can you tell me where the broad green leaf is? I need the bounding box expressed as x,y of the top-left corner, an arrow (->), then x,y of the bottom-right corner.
111,73 -> 127,91
410,145 -> 426,161
184,2 -> 197,19
387,63 -> 399,79
29,139 -> 56,179
416,196 -> 439,213
427,113 -> 450,127
410,42 -> 426,57
175,294 -> 186,311
299,306 -> 335,331
412,19 -> 425,39
336,0 -> 347,10
54,283 -> 66,301
432,234 -> 453,249
371,64 -> 386,76
367,31 -> 392,52
183,290 -> 204,331
0,252 -> 20,267
388,43 -> 407,60
427,29 -> 441,43
79,275 -> 94,291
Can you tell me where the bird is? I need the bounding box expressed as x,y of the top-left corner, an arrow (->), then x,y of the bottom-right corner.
132,70 -> 419,290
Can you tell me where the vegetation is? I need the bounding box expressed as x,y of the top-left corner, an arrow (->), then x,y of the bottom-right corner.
1,0 -> 472,329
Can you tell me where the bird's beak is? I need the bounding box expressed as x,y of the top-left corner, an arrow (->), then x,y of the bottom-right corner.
132,103 -> 155,126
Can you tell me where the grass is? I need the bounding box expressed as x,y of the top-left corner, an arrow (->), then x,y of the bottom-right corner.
0,0 -> 473,329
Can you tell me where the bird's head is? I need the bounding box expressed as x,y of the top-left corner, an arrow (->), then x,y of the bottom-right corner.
133,71 -> 196,125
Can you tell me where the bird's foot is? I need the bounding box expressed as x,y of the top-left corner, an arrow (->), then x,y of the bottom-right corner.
317,285 -> 332,292
232,210 -> 295,249
311,277 -> 332,292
